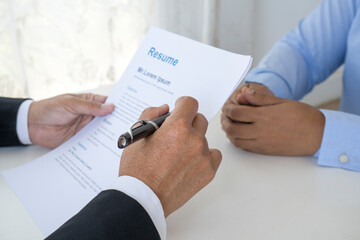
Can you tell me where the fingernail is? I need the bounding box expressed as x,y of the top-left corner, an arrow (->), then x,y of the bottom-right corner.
159,104 -> 167,108
245,88 -> 255,95
101,103 -> 114,111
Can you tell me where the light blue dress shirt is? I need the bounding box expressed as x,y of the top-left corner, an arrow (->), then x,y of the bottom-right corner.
246,0 -> 360,171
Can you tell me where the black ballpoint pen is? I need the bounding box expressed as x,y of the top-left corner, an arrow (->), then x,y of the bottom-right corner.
118,112 -> 170,149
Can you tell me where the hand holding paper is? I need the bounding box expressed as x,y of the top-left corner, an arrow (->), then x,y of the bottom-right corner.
29,93 -> 114,148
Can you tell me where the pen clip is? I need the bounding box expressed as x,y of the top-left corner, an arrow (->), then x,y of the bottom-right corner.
128,119 -> 159,143
128,120 -> 148,143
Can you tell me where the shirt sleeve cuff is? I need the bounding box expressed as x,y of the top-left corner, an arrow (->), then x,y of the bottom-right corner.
315,109 -> 360,171
245,71 -> 292,99
16,99 -> 33,145
109,175 -> 166,240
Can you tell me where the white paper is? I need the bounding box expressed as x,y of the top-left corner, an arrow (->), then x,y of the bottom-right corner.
2,27 -> 252,236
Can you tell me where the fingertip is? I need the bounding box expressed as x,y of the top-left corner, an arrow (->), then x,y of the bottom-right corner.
175,96 -> 198,109
171,96 -> 199,124
192,113 -> 209,135
100,103 -> 115,114
98,95 -> 108,103
215,149 -> 223,161
235,94 -> 243,103
235,91 -> 253,105
92,94 -> 108,103
158,104 -> 170,118
159,104 -> 170,113
239,88 -> 258,105
242,87 -> 255,95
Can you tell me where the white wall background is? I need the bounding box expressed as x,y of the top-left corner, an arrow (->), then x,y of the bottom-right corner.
0,0 -> 342,105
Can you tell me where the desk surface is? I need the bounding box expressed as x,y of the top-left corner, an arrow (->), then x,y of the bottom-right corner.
1,86 -> 360,240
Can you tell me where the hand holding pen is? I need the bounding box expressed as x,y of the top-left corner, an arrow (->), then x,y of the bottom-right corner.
118,111 -> 170,149
118,97 -> 222,217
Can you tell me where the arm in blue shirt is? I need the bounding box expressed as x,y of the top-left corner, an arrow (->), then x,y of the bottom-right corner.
246,0 -> 360,171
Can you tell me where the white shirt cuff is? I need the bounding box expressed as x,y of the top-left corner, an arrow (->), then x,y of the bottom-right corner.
16,99 -> 33,145
109,175 -> 166,240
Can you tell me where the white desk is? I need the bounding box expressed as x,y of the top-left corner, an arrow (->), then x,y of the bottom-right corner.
1,86 -> 360,240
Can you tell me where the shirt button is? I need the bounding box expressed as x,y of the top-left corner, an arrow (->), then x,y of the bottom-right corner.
339,154 -> 349,164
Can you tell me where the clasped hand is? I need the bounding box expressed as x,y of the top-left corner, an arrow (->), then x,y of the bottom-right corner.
221,83 -> 325,156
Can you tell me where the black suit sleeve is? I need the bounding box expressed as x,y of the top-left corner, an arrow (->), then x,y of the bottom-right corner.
46,190 -> 161,240
0,97 -> 29,146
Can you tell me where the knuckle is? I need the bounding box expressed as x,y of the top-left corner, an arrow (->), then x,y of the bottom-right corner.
255,143 -> 273,155
241,142 -> 256,152
215,150 -> 223,161
178,96 -> 198,107
232,88 -> 242,97
223,123 -> 235,135
184,96 -> 198,105
197,112 -> 207,122
233,139 -> 244,148
204,170 -> 216,184
220,113 -> 226,122
227,107 -> 238,119
242,146 -> 252,152
231,139 -> 247,149
197,113 -> 208,126
227,134 -> 236,144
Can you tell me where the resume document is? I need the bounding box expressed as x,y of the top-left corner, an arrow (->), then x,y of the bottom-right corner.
2,27 -> 252,236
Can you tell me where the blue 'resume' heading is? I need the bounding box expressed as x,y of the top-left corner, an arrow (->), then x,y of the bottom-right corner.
148,47 -> 179,66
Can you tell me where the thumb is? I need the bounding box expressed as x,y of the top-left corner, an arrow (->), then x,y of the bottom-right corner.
70,98 -> 115,116
241,87 -> 284,106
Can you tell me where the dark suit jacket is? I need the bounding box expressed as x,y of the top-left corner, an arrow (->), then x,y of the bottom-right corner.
0,97 -> 28,146
0,97 -> 160,239
46,190 -> 161,240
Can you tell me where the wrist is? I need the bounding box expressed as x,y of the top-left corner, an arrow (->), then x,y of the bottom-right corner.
27,101 -> 37,145
309,109 -> 325,155
119,171 -> 169,217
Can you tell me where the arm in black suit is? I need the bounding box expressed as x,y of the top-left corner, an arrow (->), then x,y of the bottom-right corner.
0,97 -> 29,146
46,190 -> 161,240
